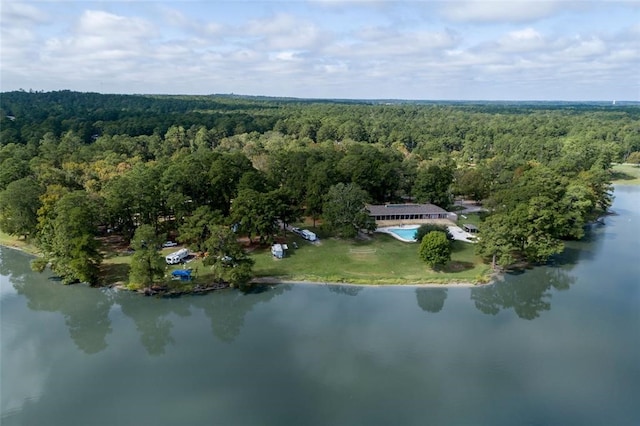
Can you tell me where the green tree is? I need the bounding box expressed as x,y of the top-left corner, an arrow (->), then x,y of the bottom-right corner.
35,184 -> 69,253
454,167 -> 489,203
415,223 -> 453,242
336,144 -> 402,202
476,202 -> 565,268
578,166 -> 613,214
306,161 -> 337,227
129,162 -> 165,228
412,161 -> 454,208
102,174 -> 137,240
269,187 -> 303,236
36,191 -> 102,284
161,125 -> 188,157
230,189 -> 279,244
475,211 -> 520,269
177,206 -> 223,252
202,225 -> 254,288
209,152 -> 254,215
627,151 -> 640,165
0,177 -> 42,238
267,150 -> 309,203
418,231 -> 451,269
322,183 -> 376,238
0,157 -> 30,191
129,225 -> 166,289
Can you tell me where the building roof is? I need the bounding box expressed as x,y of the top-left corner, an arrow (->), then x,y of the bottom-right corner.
366,203 -> 448,216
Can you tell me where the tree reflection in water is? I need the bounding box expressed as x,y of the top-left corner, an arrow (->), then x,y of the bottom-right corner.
190,284 -> 291,343
471,264 -> 576,320
415,288 -> 448,313
326,284 -> 363,297
8,248 -> 291,356
117,295 -> 185,356
12,275 -> 114,354
4,238 -> 581,357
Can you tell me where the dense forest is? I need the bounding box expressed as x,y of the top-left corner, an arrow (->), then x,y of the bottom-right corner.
1,90 -> 639,286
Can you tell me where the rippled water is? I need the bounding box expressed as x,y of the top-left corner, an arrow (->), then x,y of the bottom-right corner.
2,187 -> 639,426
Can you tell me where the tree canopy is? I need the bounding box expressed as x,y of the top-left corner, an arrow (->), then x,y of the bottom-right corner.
1,90 -> 634,283
129,225 -> 166,288
322,183 -> 376,238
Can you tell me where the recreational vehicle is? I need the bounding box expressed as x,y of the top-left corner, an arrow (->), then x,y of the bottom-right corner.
165,248 -> 189,265
300,229 -> 317,241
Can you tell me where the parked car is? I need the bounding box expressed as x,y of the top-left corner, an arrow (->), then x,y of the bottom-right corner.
162,241 -> 178,248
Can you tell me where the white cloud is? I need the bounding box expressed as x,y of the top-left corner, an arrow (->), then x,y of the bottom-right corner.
0,1 -> 637,100
326,27 -> 459,61
497,27 -> 546,52
34,10 -> 158,81
245,13 -> 324,51
75,10 -> 155,42
560,36 -> 607,58
0,1 -> 49,25
159,6 -> 223,38
441,0 -> 563,23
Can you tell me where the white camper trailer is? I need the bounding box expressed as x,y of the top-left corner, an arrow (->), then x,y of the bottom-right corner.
300,229 -> 317,241
271,243 -> 287,259
165,248 -> 189,265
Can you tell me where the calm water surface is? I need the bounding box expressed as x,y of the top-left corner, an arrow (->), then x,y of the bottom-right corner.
2,187 -> 639,426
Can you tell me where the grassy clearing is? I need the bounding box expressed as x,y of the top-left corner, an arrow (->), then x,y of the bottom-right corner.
251,231 -> 491,285
100,244 -> 205,286
0,231 -> 40,255
612,163 -> 640,185
2,227 -> 491,286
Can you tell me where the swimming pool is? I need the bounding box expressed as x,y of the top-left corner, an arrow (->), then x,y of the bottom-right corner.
379,226 -> 419,242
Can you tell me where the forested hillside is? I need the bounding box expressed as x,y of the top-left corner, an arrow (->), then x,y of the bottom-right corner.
1,90 -> 639,285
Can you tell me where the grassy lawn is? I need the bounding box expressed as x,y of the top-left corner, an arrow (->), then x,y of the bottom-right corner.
456,212 -> 483,227
612,163 -> 640,185
3,227 -> 491,286
0,231 -> 40,255
100,245 -> 204,287
251,231 -> 491,285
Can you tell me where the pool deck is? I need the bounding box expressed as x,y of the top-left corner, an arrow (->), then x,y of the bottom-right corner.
377,224 -> 477,243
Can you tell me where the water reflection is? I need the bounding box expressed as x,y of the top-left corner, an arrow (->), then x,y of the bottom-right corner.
117,297 -> 180,356
415,288 -> 448,313
2,246 -> 291,356
190,284 -> 291,343
11,273 -> 113,354
471,265 -> 576,320
326,284 -> 363,297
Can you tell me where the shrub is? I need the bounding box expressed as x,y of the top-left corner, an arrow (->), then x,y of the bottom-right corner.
418,231 -> 452,269
416,224 -> 453,242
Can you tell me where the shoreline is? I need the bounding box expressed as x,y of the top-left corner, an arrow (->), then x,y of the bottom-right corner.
0,241 -> 496,290
250,276 -> 496,288
0,241 -> 40,256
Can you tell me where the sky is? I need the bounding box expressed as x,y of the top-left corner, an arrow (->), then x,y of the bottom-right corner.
1,0 -> 639,101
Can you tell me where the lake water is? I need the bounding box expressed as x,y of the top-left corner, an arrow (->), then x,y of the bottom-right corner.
2,186 -> 639,426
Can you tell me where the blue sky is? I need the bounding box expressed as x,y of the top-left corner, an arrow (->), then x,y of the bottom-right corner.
1,0 -> 639,100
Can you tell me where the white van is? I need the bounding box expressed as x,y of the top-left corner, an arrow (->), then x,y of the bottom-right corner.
165,248 -> 189,265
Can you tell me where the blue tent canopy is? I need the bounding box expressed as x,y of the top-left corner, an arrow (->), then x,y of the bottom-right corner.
171,269 -> 192,280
